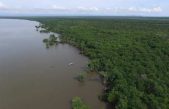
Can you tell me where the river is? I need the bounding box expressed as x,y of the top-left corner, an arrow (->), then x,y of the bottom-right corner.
0,19 -> 105,109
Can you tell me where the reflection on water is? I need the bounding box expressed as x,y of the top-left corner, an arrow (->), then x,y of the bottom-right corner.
0,19 -> 105,109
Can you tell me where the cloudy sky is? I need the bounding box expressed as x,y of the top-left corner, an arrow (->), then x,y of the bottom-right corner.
0,0 -> 168,16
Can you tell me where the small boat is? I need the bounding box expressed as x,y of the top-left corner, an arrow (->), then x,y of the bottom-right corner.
68,62 -> 74,66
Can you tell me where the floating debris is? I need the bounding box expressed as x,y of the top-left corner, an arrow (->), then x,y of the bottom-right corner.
68,62 -> 74,66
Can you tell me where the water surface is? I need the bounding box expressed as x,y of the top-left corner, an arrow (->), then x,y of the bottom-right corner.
0,19 -> 105,109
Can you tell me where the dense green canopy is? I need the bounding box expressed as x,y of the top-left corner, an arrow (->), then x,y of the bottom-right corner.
35,17 -> 169,109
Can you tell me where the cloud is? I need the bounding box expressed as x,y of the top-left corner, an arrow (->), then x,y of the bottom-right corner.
52,5 -> 68,11
152,7 -> 162,12
77,7 -> 99,12
49,6 -> 100,12
128,7 -> 162,13
48,6 -> 162,13
0,2 -> 163,16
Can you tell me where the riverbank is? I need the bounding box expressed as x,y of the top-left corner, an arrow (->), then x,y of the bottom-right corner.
35,18 -> 169,109
36,22 -> 107,109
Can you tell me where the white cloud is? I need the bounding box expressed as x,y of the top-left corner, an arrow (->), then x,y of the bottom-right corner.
52,5 -> 68,10
42,6 -> 162,13
128,7 -> 162,13
103,6 -> 162,13
152,7 -> 162,12
77,6 -> 99,12
0,3 -> 162,15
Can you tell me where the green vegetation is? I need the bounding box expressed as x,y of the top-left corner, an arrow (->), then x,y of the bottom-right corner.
43,34 -> 58,48
35,25 -> 40,29
72,97 -> 90,109
43,38 -> 49,43
76,72 -> 86,82
34,17 -> 169,109
39,29 -> 49,33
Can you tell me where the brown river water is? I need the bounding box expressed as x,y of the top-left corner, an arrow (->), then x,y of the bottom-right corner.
0,19 -> 105,109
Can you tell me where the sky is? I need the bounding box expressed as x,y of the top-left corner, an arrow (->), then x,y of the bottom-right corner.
0,0 -> 168,16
